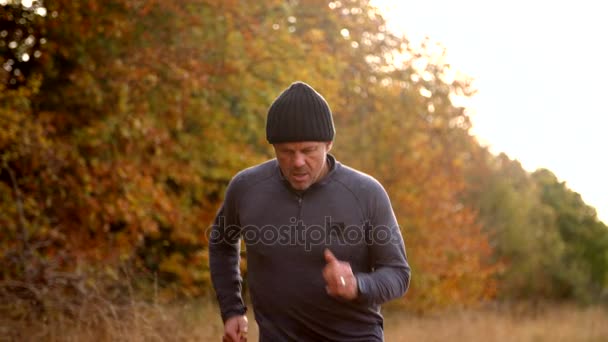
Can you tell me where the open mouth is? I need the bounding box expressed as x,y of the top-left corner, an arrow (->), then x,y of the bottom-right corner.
292,173 -> 308,182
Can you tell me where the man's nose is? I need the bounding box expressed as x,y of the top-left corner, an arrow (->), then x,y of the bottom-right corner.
293,152 -> 306,168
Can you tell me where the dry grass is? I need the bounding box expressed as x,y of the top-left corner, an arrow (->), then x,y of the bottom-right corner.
384,303 -> 608,342
0,297 -> 227,342
1,299 -> 607,341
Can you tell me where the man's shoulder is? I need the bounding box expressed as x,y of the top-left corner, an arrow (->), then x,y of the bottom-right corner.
333,162 -> 386,195
229,159 -> 278,192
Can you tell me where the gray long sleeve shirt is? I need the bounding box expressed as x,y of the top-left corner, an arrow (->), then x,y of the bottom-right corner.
209,155 -> 410,341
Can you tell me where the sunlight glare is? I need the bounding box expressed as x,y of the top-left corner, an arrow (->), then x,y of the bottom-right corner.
419,87 -> 432,98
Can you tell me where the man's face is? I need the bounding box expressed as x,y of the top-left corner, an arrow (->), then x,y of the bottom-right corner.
273,141 -> 333,191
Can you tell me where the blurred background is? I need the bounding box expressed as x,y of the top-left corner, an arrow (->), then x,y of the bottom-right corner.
373,0 -> 608,224
1,0 -> 607,340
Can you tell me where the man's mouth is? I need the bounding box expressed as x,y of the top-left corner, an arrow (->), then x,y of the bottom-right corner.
292,173 -> 308,182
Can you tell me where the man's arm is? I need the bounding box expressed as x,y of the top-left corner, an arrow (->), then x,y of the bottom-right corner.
355,181 -> 411,305
209,191 -> 247,322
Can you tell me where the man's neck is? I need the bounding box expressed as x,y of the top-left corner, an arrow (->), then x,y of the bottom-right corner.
319,155 -> 333,181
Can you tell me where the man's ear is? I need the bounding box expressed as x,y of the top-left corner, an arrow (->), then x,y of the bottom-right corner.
326,141 -> 333,152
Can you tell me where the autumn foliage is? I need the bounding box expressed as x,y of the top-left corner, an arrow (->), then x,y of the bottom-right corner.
2,0 -> 607,316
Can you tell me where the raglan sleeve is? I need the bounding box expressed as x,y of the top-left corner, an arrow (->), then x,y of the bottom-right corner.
355,179 -> 411,305
209,176 -> 247,322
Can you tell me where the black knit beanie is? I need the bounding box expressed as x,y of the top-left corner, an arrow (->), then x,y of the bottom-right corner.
266,81 -> 335,143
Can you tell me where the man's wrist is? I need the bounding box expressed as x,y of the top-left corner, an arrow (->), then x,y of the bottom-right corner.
356,275 -> 365,297
355,273 -> 371,303
222,306 -> 248,323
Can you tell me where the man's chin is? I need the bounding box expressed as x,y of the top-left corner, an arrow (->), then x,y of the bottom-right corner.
289,181 -> 311,191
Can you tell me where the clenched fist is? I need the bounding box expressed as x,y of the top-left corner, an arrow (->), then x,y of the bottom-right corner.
322,249 -> 358,300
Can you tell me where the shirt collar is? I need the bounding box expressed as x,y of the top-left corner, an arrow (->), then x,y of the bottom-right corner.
275,154 -> 339,192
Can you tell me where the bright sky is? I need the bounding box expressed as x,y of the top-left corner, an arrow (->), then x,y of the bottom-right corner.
371,0 -> 607,223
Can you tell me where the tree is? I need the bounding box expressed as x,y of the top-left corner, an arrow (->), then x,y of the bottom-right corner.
533,169 -> 608,302
3,0 -> 501,310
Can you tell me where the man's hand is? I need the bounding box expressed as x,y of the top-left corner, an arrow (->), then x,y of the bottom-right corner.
322,248 -> 358,300
223,314 -> 248,342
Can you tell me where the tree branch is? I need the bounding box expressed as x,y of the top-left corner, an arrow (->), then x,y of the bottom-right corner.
3,162 -> 32,279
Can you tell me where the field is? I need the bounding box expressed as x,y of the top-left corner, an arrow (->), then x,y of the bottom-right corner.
2,300 -> 607,341
383,303 -> 608,341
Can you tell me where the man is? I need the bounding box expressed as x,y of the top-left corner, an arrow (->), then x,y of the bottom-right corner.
209,81 -> 411,341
